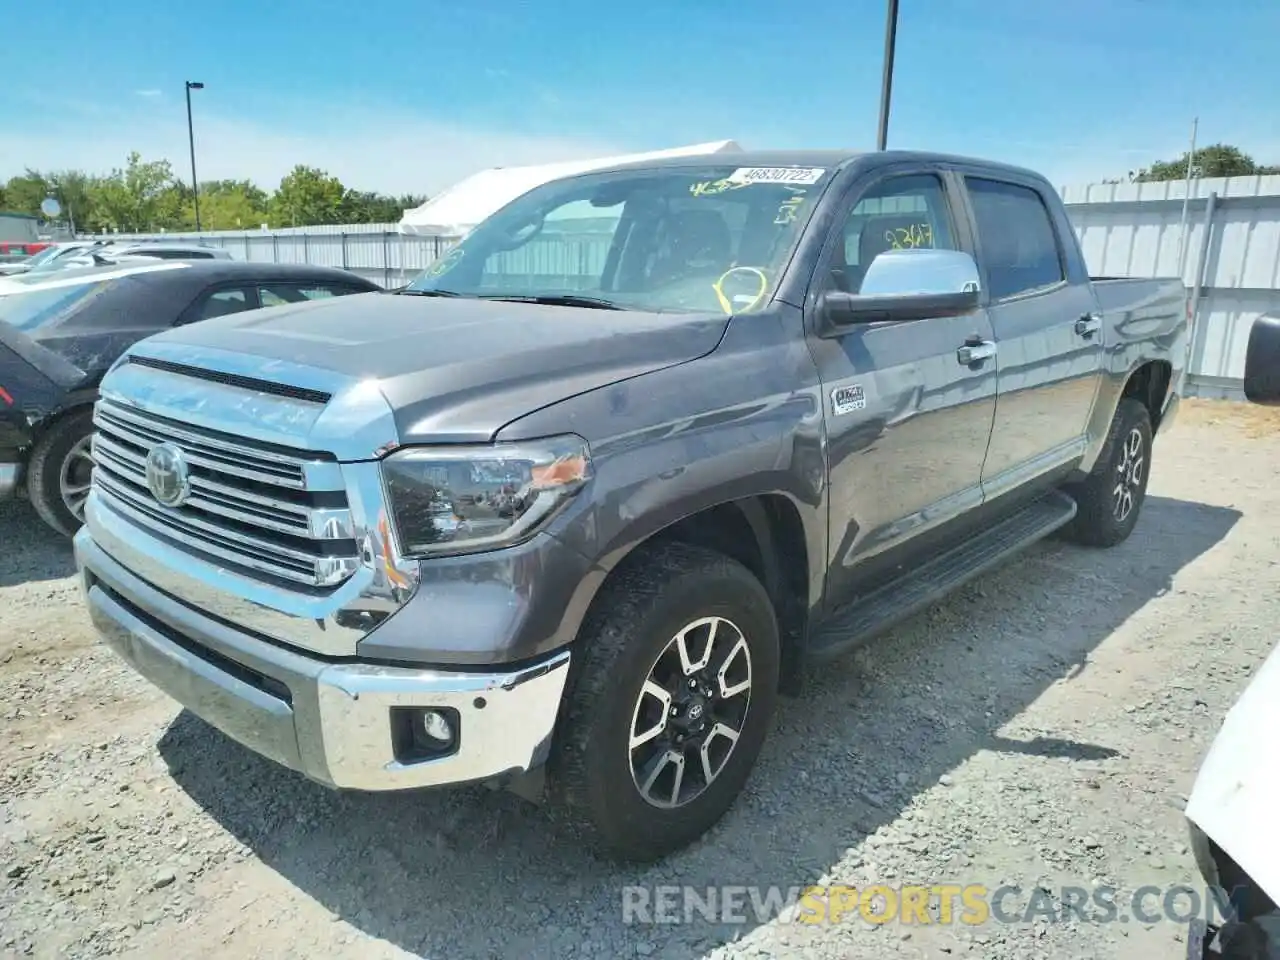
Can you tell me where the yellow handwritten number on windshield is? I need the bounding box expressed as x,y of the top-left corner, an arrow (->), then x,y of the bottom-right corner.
712,266 -> 769,314
775,195 -> 806,225
690,178 -> 750,198
425,246 -> 464,278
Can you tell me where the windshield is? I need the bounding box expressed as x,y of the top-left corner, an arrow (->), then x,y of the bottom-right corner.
23,245 -> 79,269
25,244 -> 100,273
403,163 -> 835,314
0,279 -> 115,332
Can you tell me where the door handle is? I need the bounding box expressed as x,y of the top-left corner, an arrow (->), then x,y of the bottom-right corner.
1075,314 -> 1102,338
956,340 -> 997,365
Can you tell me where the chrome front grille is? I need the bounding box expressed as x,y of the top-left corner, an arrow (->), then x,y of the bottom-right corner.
90,398 -> 359,588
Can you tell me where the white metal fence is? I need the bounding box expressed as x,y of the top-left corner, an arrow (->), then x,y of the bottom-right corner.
92,174 -> 1280,399
1061,174 -> 1280,399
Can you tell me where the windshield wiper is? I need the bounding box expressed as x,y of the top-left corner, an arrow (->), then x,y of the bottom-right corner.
478,294 -> 624,311
391,287 -> 466,297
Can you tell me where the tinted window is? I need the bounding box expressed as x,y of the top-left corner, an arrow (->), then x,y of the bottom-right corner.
196,288 -> 253,320
829,174 -> 957,293
258,282 -> 361,307
137,250 -> 214,260
965,178 -> 1064,299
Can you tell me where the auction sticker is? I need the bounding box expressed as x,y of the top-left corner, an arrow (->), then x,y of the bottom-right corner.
726,167 -> 826,185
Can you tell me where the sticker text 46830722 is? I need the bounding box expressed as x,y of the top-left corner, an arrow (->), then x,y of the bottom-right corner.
726,167 -> 826,186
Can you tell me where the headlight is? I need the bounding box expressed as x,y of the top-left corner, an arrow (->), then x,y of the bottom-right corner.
381,435 -> 592,558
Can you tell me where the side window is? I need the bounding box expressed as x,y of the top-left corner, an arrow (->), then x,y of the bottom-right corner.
191,287 -> 254,322
964,178 -> 1064,300
258,282 -> 359,307
829,174 -> 957,293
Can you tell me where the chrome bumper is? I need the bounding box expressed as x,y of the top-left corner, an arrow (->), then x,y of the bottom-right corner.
74,527 -> 571,791
0,462 -> 22,500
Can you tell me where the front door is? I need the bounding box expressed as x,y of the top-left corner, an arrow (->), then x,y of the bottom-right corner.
805,169 -> 998,606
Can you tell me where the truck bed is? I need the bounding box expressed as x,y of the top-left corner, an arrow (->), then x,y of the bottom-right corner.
1091,275 -> 1187,319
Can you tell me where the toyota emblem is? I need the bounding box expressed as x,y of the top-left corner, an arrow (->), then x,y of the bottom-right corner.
144,442 -> 192,507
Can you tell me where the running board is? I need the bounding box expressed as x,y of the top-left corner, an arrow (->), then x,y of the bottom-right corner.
808,490 -> 1078,660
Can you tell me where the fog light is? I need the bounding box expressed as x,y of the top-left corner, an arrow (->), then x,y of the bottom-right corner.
390,706 -> 460,763
420,709 -> 454,744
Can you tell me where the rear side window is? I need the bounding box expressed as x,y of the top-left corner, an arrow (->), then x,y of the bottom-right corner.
965,178 -> 1064,300
258,282 -> 363,307
140,250 -> 214,260
194,288 -> 254,320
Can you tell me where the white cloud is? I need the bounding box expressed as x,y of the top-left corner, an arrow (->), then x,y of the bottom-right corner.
3,100 -> 629,196
133,89 -> 163,99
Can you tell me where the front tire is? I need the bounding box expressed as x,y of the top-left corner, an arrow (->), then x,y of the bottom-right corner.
1061,397 -> 1153,548
549,541 -> 780,862
27,410 -> 95,538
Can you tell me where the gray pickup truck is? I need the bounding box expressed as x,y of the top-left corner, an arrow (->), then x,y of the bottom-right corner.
73,150 -> 1188,862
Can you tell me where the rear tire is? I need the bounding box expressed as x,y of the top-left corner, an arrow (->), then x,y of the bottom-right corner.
27,410 -> 95,538
1060,398 -> 1152,548
549,541 -> 780,862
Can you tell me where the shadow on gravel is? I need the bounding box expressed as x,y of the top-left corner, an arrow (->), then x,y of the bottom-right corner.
157,493 -> 1239,960
0,502 -> 76,588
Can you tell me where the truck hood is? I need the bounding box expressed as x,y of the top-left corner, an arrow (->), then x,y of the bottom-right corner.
134,292 -> 730,445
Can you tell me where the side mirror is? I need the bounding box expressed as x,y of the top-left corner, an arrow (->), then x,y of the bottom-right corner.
819,248 -> 981,328
1244,314 -> 1280,406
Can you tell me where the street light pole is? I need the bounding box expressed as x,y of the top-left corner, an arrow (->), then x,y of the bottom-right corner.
185,81 -> 205,232
875,0 -> 900,151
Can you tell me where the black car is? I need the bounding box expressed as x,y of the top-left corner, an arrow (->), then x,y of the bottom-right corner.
0,259 -> 382,536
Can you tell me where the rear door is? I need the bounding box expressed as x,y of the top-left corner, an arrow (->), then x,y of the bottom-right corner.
805,165 -> 998,604
957,173 -> 1103,498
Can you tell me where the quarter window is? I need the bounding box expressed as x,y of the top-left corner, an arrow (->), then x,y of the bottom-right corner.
965,178 -> 1065,300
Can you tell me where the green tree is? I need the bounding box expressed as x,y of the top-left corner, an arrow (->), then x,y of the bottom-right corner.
1132,144 -> 1280,182
269,165 -> 347,227
44,170 -> 99,232
92,152 -> 184,232
3,172 -> 50,217
340,190 -> 427,224
189,179 -> 270,230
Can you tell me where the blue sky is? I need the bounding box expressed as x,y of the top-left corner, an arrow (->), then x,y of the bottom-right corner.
3,0 -> 1277,195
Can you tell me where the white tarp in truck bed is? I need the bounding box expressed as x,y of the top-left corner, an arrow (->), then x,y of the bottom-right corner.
398,140 -> 744,237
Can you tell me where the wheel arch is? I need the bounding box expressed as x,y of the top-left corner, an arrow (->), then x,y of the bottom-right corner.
571,493 -> 815,694
1078,358 -> 1173,475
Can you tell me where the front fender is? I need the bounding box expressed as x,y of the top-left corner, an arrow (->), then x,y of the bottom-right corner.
498,306 -> 829,618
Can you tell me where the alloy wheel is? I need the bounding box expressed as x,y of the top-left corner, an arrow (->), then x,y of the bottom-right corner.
628,616 -> 754,809
1112,427 -> 1144,522
60,435 -> 95,522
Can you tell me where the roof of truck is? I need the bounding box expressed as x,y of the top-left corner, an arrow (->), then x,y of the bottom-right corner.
591,149 -> 1051,183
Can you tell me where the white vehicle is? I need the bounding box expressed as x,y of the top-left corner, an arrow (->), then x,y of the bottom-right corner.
56,242 -> 234,270
0,241 -> 107,276
1183,314 -> 1280,959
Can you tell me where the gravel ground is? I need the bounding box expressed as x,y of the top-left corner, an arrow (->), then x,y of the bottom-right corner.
2,398 -> 1278,960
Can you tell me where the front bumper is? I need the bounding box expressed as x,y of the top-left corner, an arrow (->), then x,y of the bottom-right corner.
75,528 -> 571,791
0,461 -> 22,500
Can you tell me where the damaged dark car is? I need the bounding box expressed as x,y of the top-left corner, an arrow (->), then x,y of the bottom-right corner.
0,259 -> 381,536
